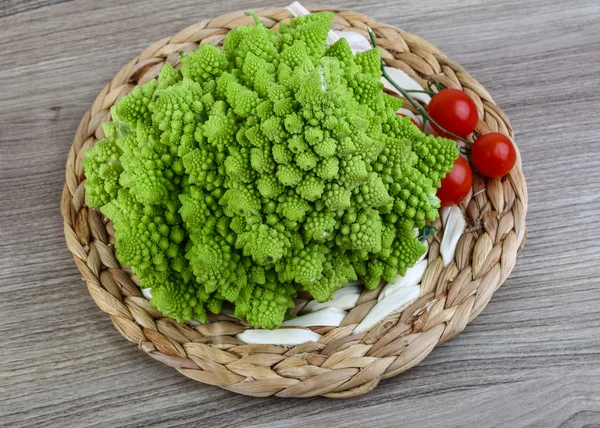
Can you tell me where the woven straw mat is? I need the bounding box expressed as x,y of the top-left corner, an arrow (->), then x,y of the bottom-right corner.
61,6 -> 528,398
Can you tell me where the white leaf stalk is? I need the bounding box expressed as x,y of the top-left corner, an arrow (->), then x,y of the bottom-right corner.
301,283 -> 362,313
378,259 -> 428,302
141,287 -> 152,300
286,2 -> 311,18
282,307 -> 347,327
353,285 -> 420,334
440,205 -> 467,267
236,329 -> 323,345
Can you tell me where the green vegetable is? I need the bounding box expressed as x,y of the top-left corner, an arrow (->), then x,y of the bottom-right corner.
418,225 -> 436,241
83,12 -> 458,329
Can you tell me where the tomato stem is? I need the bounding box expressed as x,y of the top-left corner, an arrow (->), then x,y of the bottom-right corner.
367,27 -> 473,145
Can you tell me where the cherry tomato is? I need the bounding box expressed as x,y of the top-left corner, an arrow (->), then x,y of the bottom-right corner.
428,89 -> 478,139
396,112 -> 422,130
471,132 -> 516,178
437,156 -> 473,206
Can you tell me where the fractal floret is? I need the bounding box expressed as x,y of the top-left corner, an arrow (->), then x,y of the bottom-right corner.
83,12 -> 458,328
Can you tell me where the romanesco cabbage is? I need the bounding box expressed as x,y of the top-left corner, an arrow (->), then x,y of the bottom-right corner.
83,12 -> 457,328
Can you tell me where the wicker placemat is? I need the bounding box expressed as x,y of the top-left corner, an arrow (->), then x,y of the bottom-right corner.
61,5 -> 528,398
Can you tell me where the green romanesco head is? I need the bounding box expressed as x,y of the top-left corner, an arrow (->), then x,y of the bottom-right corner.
82,12 -> 458,329
82,138 -> 123,207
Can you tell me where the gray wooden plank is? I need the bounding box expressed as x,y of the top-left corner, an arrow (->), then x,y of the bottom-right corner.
1,0 -> 599,427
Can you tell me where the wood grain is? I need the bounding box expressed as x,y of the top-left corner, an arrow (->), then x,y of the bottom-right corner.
1,0 -> 599,427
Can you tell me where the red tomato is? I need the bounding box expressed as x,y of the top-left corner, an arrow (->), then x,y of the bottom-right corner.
471,133 -> 516,178
396,112 -> 422,130
428,89 -> 478,139
437,156 -> 473,206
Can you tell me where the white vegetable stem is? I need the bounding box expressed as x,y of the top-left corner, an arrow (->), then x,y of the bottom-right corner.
285,2 -> 310,18
282,307 -> 347,327
236,329 -> 322,345
141,287 -> 152,300
440,205 -> 467,267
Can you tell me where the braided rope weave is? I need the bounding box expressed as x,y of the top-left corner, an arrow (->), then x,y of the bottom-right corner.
61,6 -> 528,398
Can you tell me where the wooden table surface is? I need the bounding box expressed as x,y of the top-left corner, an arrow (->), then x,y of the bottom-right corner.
2,0 -> 600,426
